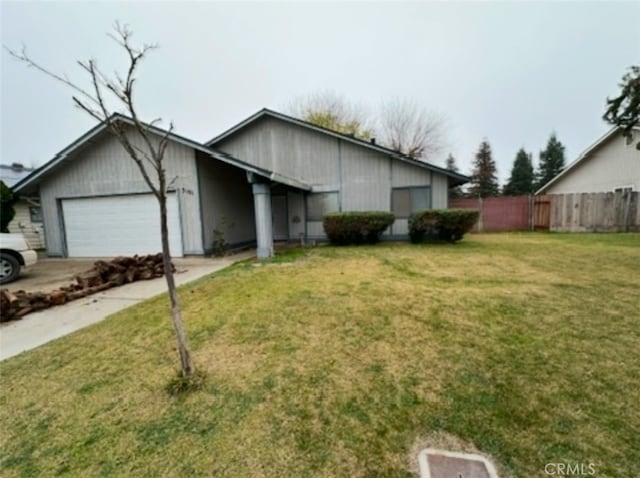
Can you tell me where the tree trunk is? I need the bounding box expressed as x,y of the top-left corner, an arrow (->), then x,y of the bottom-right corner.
159,192 -> 195,376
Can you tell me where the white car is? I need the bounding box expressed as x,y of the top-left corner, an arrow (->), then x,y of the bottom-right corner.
0,233 -> 38,285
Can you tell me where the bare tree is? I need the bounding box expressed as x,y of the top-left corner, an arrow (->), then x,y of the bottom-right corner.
288,90 -> 374,140
378,98 -> 445,160
5,23 -> 195,377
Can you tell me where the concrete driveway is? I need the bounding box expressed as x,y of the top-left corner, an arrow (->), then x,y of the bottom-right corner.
0,251 -> 254,361
6,255 -> 100,293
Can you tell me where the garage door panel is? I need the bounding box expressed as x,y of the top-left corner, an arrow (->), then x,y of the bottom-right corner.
62,194 -> 183,257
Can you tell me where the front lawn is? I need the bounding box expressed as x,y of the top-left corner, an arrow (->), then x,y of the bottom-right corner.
1,233 -> 638,477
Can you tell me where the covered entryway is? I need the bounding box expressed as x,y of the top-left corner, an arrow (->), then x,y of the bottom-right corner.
61,193 -> 183,257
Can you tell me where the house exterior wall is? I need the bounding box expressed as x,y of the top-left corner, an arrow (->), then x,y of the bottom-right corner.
546,131 -> 640,194
287,191 -> 305,240
391,159 -> 431,188
39,129 -> 203,256
8,200 -> 45,249
196,153 -> 256,251
340,141 -> 390,211
216,116 -> 452,239
431,173 -> 449,209
216,117 -> 341,189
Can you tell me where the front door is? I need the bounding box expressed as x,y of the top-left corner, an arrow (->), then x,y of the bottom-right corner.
271,195 -> 289,241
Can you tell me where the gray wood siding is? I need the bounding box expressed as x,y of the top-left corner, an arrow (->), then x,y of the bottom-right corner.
390,158 -> 438,236
287,191 -> 305,240
547,131 -> 640,194
431,173 -> 449,209
306,221 -> 325,238
216,117 -> 340,188
216,115 -> 454,240
391,160 -> 432,187
392,218 -> 410,236
340,141 -> 391,211
39,128 -> 203,256
197,153 -> 256,250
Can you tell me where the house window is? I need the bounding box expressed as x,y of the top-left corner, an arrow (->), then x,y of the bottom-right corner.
392,187 -> 431,218
29,206 -> 43,223
306,192 -> 339,221
614,186 -> 633,193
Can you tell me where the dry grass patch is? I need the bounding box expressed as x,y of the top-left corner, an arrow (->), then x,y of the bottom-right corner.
1,233 -> 639,477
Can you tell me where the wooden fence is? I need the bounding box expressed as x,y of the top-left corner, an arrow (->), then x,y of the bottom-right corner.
449,191 -> 639,233
549,191 -> 639,232
450,196 -> 533,232
533,195 -> 551,230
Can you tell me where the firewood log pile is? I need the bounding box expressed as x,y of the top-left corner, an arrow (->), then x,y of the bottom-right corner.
0,254 -> 173,323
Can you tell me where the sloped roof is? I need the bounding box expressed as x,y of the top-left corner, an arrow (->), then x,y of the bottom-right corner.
536,125 -> 640,195
206,108 -> 470,186
13,114 -> 311,193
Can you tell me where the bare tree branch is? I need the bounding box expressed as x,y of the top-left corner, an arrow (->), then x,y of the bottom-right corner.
5,23 -> 195,376
288,90 -> 374,140
287,91 -> 447,161
379,98 -> 446,161
4,45 -> 102,110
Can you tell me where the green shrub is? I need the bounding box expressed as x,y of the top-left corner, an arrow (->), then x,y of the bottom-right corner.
0,181 -> 16,233
323,211 -> 395,245
408,209 -> 479,243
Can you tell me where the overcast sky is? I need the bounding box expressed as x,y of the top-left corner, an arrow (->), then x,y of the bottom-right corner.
1,1 -> 639,184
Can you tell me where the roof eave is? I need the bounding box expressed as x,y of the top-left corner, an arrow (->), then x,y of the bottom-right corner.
535,125 -> 636,195
203,150 -> 311,191
14,115 -> 214,193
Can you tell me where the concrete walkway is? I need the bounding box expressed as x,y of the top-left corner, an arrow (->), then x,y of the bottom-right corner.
0,252 -> 254,361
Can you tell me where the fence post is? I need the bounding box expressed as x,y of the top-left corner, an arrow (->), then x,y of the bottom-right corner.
623,190 -> 632,232
528,194 -> 533,231
477,196 -> 484,233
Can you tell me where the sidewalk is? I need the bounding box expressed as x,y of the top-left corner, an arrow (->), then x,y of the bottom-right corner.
0,252 -> 253,361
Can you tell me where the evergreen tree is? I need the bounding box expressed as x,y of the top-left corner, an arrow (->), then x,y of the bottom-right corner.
469,140 -> 499,198
0,181 -> 17,233
603,65 -> 640,148
503,148 -> 534,196
445,153 -> 464,199
536,133 -> 566,190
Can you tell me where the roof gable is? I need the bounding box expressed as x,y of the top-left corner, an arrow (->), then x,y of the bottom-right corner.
14,114 -> 311,193
536,125 -> 640,194
207,108 -> 469,185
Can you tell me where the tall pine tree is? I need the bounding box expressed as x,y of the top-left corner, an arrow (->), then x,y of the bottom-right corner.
603,65 -> 640,148
536,133 -> 566,190
469,140 -> 499,198
503,148 -> 534,196
445,153 -> 464,199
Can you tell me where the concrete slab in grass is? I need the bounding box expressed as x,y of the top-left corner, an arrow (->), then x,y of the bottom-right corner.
418,449 -> 498,478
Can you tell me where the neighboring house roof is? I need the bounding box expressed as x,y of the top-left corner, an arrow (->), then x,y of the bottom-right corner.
206,108 -> 470,186
0,163 -> 34,187
13,114 -> 311,194
536,125 -> 640,195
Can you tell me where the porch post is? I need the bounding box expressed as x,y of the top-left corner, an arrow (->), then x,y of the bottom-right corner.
252,183 -> 274,259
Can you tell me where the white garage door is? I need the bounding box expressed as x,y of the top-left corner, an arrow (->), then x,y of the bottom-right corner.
62,194 -> 183,257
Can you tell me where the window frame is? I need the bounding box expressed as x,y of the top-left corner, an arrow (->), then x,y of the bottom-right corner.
306,191 -> 340,221
29,206 -> 43,223
391,186 -> 432,219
